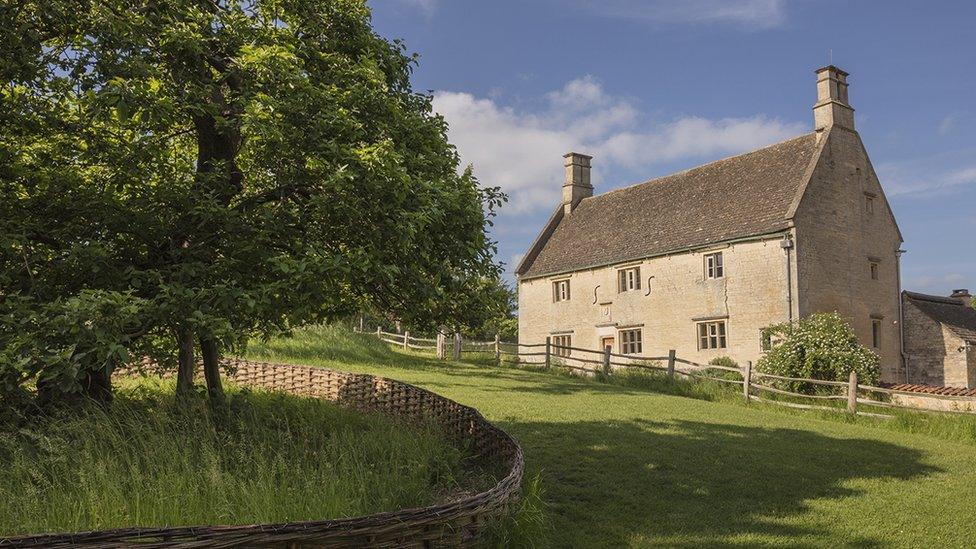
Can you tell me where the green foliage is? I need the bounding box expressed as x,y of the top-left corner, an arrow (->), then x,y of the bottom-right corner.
1,291 -> 169,405
0,378 -> 470,534
461,278 -> 518,341
756,313 -> 880,393
388,276 -> 517,341
708,356 -> 739,369
0,0 -> 504,402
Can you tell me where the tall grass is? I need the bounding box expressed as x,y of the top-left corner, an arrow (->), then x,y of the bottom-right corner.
483,472 -> 550,548
246,324 -> 403,366
0,378 -> 469,536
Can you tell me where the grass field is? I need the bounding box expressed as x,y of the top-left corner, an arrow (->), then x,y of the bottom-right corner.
0,378 -> 470,536
248,325 -> 976,547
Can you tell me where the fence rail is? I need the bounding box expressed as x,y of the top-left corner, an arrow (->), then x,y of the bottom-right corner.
360,328 -> 976,418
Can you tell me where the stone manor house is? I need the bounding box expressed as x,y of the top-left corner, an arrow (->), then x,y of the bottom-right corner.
516,66 -> 976,386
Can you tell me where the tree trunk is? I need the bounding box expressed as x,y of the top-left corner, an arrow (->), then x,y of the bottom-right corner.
82,364 -> 114,405
175,326 -> 196,399
199,336 -> 224,406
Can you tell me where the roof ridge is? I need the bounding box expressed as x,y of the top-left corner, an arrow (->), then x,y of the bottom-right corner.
587,131 -> 817,201
520,129 -> 822,279
903,290 -> 963,306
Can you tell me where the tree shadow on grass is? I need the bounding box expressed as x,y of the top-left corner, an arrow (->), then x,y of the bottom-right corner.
505,418 -> 939,548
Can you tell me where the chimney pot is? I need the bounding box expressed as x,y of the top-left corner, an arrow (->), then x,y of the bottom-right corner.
813,65 -> 855,131
562,152 -> 593,214
951,289 -> 973,308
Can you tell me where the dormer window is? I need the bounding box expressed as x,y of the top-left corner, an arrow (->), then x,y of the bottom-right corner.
553,279 -> 570,302
618,266 -> 641,292
704,252 -> 724,279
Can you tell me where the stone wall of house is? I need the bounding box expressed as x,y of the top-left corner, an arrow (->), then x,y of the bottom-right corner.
903,299 -> 950,385
968,345 -> 976,388
942,326 -> 972,387
517,235 -> 795,367
902,299 -> 973,387
792,128 -> 904,382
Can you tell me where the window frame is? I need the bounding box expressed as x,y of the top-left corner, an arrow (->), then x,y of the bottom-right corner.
871,319 -> 882,349
697,321 -> 728,350
552,279 -> 571,302
870,262 -> 879,280
864,193 -> 876,215
619,328 -> 643,355
704,252 -> 724,279
552,335 -> 572,357
618,266 -> 641,293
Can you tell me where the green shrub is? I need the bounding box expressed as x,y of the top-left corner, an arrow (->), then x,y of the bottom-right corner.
708,356 -> 739,369
705,356 -> 742,382
756,313 -> 879,394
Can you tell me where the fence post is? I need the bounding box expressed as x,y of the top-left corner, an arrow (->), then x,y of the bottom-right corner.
494,333 -> 501,364
376,326 -> 381,337
667,349 -> 676,379
545,336 -> 551,370
452,333 -> 461,361
602,347 -> 611,376
848,370 -> 858,415
403,330 -> 409,350
743,361 -> 752,402
358,316 -> 364,333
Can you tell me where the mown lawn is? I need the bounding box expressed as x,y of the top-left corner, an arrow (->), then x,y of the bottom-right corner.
248,326 -> 976,548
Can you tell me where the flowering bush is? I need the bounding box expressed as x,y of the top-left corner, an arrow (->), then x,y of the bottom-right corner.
756,313 -> 879,394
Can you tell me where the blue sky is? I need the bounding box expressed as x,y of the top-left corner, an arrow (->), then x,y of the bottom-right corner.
370,0 -> 975,296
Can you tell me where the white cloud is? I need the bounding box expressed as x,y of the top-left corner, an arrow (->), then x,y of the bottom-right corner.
569,0 -> 788,29
383,0 -> 437,15
938,114 -> 957,135
880,163 -> 976,196
433,76 -> 804,214
948,167 -> 976,186
906,272 -> 970,294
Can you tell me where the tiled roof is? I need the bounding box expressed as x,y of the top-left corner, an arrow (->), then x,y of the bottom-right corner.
518,132 -> 822,278
904,291 -> 976,344
885,384 -> 976,397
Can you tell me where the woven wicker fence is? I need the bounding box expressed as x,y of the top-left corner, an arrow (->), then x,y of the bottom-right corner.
2,359 -> 524,548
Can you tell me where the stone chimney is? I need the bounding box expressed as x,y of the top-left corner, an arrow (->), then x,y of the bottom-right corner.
562,152 -> 593,214
813,65 -> 855,131
950,289 -> 972,308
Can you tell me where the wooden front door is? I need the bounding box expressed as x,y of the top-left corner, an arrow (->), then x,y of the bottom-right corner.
601,337 -> 615,354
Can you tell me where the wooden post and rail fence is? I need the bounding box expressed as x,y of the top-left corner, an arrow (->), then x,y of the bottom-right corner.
357,322 -> 976,418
